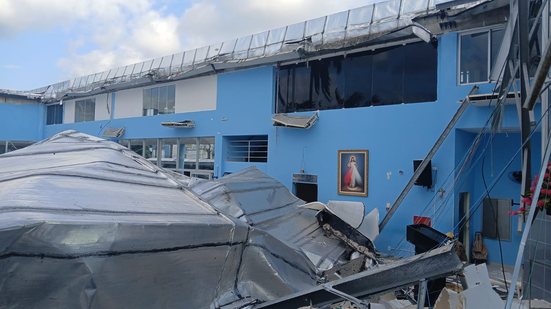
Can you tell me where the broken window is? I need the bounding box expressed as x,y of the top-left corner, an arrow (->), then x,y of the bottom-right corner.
143,84 -> 175,116
46,104 -> 63,125
276,41 -> 437,113
129,140 -> 144,156
459,28 -> 504,84
226,135 -> 268,163
74,98 -> 95,122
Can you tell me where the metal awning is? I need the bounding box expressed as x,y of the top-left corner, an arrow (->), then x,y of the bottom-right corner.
160,120 -> 195,128
272,112 -> 319,129
468,92 -> 520,106
101,127 -> 125,138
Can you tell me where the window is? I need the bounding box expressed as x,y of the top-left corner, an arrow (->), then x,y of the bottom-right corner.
276,41 -> 437,113
121,137 -> 215,177
160,139 -> 177,169
459,28 -> 504,84
0,141 -> 33,154
75,98 -> 95,122
226,135 -> 268,163
198,137 -> 215,170
143,85 -> 175,116
144,139 -> 158,163
46,104 -> 63,125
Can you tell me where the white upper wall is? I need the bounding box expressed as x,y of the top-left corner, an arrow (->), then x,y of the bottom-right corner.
115,88 -> 142,119
95,93 -> 111,121
63,100 -> 75,123
175,75 -> 217,113
62,74 -> 217,123
63,94 -> 111,124
113,75 -> 217,119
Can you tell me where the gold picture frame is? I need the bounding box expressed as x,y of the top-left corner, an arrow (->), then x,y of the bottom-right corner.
338,150 -> 368,196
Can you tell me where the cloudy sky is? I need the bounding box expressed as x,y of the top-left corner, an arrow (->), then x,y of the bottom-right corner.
0,0 -> 385,90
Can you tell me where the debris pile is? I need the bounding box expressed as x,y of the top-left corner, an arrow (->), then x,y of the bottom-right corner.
3,131 -> 544,308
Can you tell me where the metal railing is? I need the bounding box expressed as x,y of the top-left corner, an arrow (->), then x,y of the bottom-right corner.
10,0 -> 460,101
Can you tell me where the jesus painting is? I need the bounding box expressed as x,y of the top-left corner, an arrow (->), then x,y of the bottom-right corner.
338,150 -> 368,196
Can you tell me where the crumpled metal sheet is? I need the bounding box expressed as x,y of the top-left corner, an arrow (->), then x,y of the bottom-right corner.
0,131 -> 356,308
189,167 -> 350,272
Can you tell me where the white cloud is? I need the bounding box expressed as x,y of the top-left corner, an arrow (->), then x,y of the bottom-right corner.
1,0 -> 385,81
178,0 -> 374,49
0,0 -> 181,78
57,8 -> 182,77
1,64 -> 20,70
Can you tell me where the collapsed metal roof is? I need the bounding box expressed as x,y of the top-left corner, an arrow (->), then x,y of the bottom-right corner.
0,131 -> 382,308
0,0 -> 503,103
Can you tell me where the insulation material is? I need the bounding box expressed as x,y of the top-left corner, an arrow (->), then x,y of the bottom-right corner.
0,131 -> 377,308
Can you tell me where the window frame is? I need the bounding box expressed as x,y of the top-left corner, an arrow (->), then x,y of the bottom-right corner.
120,137 -> 215,178
74,98 -> 96,123
226,135 -> 268,163
457,26 -> 505,85
46,103 -> 63,125
275,38 -> 437,113
142,84 -> 176,116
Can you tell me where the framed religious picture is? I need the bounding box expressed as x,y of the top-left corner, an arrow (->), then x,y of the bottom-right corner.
338,150 -> 368,196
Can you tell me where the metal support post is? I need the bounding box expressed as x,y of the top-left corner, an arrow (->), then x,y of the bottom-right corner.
505,132 -> 551,308
417,279 -> 427,309
379,86 -> 478,231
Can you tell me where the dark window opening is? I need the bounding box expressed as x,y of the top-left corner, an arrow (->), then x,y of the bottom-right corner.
482,198 -> 512,241
295,183 -> 318,203
226,135 -> 268,163
46,104 -> 63,125
276,41 -> 437,113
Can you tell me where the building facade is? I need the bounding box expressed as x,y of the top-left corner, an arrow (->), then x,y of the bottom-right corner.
0,0 -> 547,283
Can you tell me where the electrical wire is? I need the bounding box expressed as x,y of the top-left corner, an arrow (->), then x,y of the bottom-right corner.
481,151 -> 509,294
404,93 -> 551,267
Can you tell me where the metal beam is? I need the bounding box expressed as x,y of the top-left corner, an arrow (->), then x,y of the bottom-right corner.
255,243 -> 462,309
379,87 -> 478,231
416,279 -> 427,309
505,130 -> 551,308
522,39 -> 551,111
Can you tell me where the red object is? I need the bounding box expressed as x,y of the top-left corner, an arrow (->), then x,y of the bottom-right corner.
344,169 -> 352,187
413,216 -> 432,227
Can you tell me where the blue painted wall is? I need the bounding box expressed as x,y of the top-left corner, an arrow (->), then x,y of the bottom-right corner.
465,133 -> 542,265
0,102 -> 43,141
34,32 -> 535,265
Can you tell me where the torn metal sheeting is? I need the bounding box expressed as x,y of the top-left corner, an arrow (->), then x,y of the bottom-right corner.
101,127 -> 125,138
255,243 -> 463,308
468,92 -> 520,107
160,120 -> 195,128
0,132 -> 329,308
272,112 -> 319,129
326,201 -> 380,241
189,167 -> 363,272
0,132 -> 383,308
